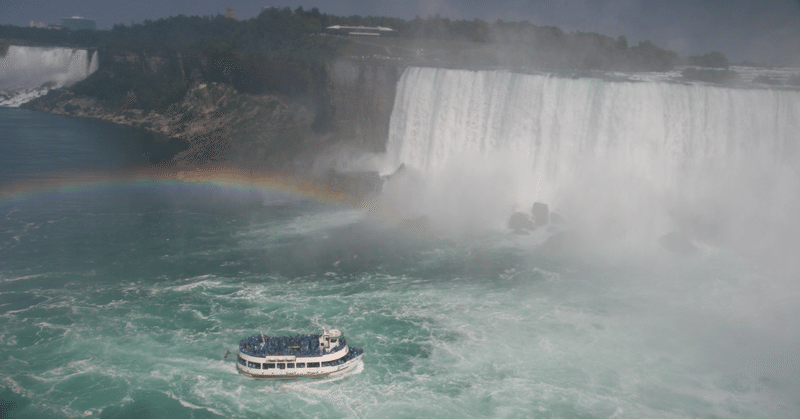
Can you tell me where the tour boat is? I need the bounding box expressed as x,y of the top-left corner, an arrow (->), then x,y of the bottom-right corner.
236,329 -> 364,378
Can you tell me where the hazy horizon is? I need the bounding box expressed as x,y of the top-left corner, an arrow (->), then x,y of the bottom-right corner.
2,0 -> 800,66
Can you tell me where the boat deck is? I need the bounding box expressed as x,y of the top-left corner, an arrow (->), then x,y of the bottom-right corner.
239,334 -> 346,358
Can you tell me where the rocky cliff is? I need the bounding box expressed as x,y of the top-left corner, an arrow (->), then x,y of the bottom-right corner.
25,81 -> 317,169
20,49 -> 402,198
327,58 -> 402,152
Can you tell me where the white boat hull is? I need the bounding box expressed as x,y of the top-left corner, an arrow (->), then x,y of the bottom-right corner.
237,354 -> 364,379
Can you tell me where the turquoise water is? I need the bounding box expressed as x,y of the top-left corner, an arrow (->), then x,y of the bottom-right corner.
1,107 -> 799,418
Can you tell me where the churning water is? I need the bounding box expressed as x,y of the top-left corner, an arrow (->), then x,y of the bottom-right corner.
1,64 -> 800,419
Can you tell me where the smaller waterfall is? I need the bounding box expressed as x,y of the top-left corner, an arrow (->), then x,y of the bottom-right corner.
88,50 -> 99,75
0,46 -> 100,107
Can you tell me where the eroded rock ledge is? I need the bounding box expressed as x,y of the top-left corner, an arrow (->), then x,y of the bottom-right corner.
22,81 -> 385,201
23,82 -> 319,170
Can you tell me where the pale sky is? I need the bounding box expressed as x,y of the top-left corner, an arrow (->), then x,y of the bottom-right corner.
2,0 -> 800,65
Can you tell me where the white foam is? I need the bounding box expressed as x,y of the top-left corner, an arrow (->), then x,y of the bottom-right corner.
170,277 -> 221,292
0,273 -> 47,283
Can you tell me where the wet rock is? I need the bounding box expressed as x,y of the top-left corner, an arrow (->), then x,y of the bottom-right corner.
532,202 -> 549,227
508,212 -> 535,233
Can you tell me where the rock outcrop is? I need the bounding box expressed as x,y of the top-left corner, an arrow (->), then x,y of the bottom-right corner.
327,59 -> 402,152
508,212 -> 535,233
20,48 -> 405,175
23,82 -> 317,170
532,202 -> 549,227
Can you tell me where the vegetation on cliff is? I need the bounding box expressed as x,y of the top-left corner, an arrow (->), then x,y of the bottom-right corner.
25,82 -> 316,171
69,59 -> 189,114
5,6 -> 690,74
316,14 -> 681,71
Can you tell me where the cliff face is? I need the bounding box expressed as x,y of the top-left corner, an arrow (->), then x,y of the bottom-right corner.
327,59 -> 402,152
109,50 -> 208,81
21,49 -> 405,179
25,81 -> 316,170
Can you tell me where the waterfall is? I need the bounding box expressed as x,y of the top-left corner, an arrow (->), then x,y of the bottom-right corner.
88,50 -> 99,75
382,66 -> 800,257
0,45 -> 100,107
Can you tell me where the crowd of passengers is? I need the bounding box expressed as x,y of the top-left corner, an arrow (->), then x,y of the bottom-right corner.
239,334 -> 347,357
240,347 -> 364,370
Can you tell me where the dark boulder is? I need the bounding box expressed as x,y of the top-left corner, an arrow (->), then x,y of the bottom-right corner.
508,212 -> 535,233
532,202 -> 549,227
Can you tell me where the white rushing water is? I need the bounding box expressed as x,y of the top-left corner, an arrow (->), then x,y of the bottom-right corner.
0,45 -> 99,107
381,67 -> 800,262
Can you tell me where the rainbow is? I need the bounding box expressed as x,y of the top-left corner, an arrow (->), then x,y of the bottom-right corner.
0,165 -> 447,241
2,166 -> 347,202
0,165 -> 400,221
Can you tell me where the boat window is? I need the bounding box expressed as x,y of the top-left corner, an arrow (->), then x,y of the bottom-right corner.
264,363 -> 275,369
238,356 -> 246,366
307,362 -> 320,368
278,363 -> 286,369
287,363 -> 295,368
296,363 -> 305,368
247,361 -> 261,369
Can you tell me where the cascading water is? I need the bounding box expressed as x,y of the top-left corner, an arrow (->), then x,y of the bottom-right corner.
88,50 -> 99,75
382,67 -> 800,260
0,45 -> 99,107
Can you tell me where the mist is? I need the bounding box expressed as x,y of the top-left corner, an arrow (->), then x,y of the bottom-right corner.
372,67 -> 800,268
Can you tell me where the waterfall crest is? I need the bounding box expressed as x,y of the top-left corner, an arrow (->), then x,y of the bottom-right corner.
0,46 -> 99,106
